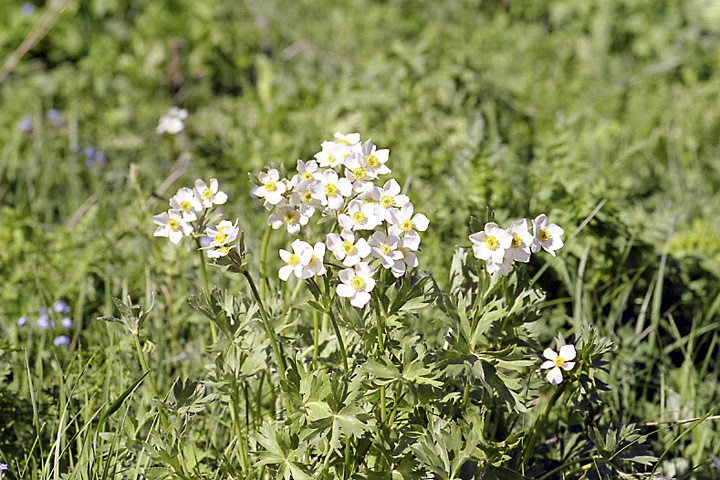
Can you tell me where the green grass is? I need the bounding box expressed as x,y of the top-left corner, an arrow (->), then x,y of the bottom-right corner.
2,0 -> 720,478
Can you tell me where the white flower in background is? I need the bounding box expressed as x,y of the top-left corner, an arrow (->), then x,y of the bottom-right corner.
326,230 -> 371,266
505,218 -> 534,263
153,210 -> 192,244
388,203 -> 429,240
469,222 -> 512,264
391,234 -> 420,278
278,239 -> 312,281
532,214 -> 565,257
372,179 -> 409,221
368,231 -> 403,270
252,169 -> 286,206
157,107 -> 188,135
339,199 -> 383,231
359,139 -> 391,177
170,187 -> 203,222
336,262 -> 375,308
333,131 -> 361,147
312,169 -> 352,211
291,159 -> 319,186
203,220 -> 239,258
194,178 -> 228,208
541,345 -> 577,385
268,205 -> 309,235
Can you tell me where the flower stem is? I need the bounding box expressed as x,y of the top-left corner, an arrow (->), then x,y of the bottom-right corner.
132,332 -> 170,432
325,303 -> 350,375
372,296 -> 387,424
195,237 -> 218,344
258,225 -> 272,300
241,269 -> 292,414
522,382 -> 567,468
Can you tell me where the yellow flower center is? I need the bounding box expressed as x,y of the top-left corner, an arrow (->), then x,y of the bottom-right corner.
218,245 -> 230,255
365,154 -> 379,168
400,219 -> 413,232
202,187 -> 213,199
341,241 -> 355,254
352,211 -> 366,224
283,211 -> 296,224
350,275 -> 365,290
398,246 -> 407,258
380,195 -> 394,208
352,167 -> 366,180
363,198 -> 376,204
539,228 -> 550,242
510,234 -> 522,249
308,254 -> 318,268
301,191 -> 313,202
325,183 -> 338,197
302,171 -> 313,180
337,138 -> 349,145
553,356 -> 565,368
484,235 -> 499,250
288,254 -> 300,266
213,232 -> 227,244
167,219 -> 180,231
380,244 -> 391,255
264,181 -> 277,192
179,200 -> 192,211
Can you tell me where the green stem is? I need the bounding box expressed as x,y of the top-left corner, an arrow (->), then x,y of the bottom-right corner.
242,269 -> 292,413
258,225 -> 272,300
372,297 -> 387,424
313,310 -> 320,370
325,303 -> 350,375
132,333 -> 170,432
461,378 -> 471,411
195,237 -> 218,344
231,381 -> 249,474
522,382 -> 567,468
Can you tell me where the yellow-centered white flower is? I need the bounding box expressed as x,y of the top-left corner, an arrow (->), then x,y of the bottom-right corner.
540,345 -> 576,385
531,214 -> 564,257
194,178 -> 228,208
153,210 -> 192,244
336,262 -> 375,308
469,222 -> 512,265
326,230 -> 372,267
252,169 -> 286,206
170,187 -> 203,222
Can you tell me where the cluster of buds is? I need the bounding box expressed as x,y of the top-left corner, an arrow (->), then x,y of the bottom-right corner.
251,132 -> 429,308
469,214 -> 564,275
153,179 -> 241,259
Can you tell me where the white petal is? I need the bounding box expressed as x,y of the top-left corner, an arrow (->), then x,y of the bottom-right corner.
336,284 -> 356,298
546,367 -> 563,385
559,344 -> 576,361
543,348 -> 558,361
540,360 -> 554,369
562,362 -> 575,372
351,291 -> 371,308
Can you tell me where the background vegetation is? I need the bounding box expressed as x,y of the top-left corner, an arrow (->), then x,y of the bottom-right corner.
1,0 -> 720,478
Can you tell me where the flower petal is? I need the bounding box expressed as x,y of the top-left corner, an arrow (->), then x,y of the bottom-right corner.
559,344 -> 576,361
546,367 -> 563,385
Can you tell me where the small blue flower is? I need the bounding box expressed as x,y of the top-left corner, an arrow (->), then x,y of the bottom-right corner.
53,335 -> 70,347
83,146 -> 107,170
17,316 -> 28,327
21,2 -> 34,15
18,115 -> 32,132
37,314 -> 54,330
47,109 -> 65,127
53,300 -> 70,314
61,317 -> 73,329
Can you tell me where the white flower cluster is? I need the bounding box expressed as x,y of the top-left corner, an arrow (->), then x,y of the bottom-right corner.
252,132 -> 429,308
153,179 -> 240,258
157,107 -> 188,135
469,214 -> 564,275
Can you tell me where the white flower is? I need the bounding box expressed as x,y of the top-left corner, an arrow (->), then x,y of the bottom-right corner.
326,230 -> 371,266
336,262 -> 375,308
311,169 -> 352,211
157,107 -> 188,135
290,159 -> 320,186
388,203 -> 429,240
492,256 -> 515,276
505,219 -> 534,263
338,199 -> 383,231
278,240 -> 311,281
203,220 -> 240,258
469,222 -> 512,264
368,231 -> 403,270
301,242 -> 327,278
333,131 -> 361,146
314,133 -> 360,168
170,187 -> 203,222
532,214 -> 565,256
540,345 -> 577,385
344,153 -> 377,187
252,169 -> 287,206
359,139 -> 391,177
372,179 -> 409,221
268,205 -> 309,235
194,178 -> 228,208
153,210 -> 193,244
390,234 -> 420,278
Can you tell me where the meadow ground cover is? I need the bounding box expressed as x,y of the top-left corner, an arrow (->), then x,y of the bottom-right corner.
2,0 -> 720,478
